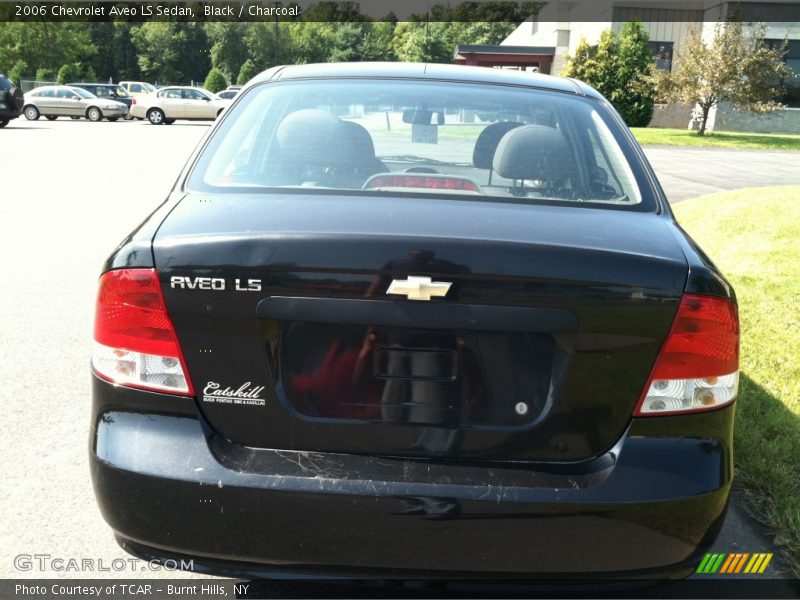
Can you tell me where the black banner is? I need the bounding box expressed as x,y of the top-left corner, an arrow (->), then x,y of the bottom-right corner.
3,578 -> 800,599
1,0 -> 798,23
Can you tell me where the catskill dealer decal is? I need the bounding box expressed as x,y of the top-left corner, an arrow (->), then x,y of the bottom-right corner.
203,381 -> 266,406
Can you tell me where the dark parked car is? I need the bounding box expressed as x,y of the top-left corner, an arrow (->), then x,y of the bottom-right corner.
69,82 -> 133,115
0,74 -> 24,127
91,63 -> 739,580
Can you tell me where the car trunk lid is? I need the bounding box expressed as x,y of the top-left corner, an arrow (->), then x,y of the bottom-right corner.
153,193 -> 686,461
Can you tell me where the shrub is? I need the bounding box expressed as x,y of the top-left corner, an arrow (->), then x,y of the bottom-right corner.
236,59 -> 258,86
8,60 -> 28,86
204,67 -> 227,93
56,62 -> 83,85
563,21 -> 655,127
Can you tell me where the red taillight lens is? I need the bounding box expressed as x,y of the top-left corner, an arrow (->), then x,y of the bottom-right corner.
92,269 -> 193,396
131,97 -> 136,105
635,293 -> 739,416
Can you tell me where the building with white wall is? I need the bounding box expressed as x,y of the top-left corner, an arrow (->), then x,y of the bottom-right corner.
494,1 -> 800,132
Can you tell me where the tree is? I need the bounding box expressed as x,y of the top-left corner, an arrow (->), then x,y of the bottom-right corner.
244,22 -> 296,70
615,21 -> 656,126
358,21 -> 396,62
563,22 -> 655,127
131,23 -> 183,83
204,67 -> 227,93
562,38 -> 596,83
8,59 -> 27,86
290,22 -> 337,64
132,22 -> 210,84
206,23 -> 249,82
57,62 -> 83,85
648,19 -> 790,135
0,23 -> 95,77
237,59 -> 258,86
35,67 -> 55,83
87,23 -> 115,81
173,23 -> 211,84
392,22 -> 450,63
328,23 -> 365,62
444,22 -> 517,51
111,23 -> 141,82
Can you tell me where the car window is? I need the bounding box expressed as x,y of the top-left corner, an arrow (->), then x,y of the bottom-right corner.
159,89 -> 183,99
130,84 -> 143,93
189,79 -> 648,209
183,89 -> 208,101
113,86 -> 129,98
143,83 -> 156,93
71,87 -> 95,99
0,77 -> 11,92
58,88 -> 76,99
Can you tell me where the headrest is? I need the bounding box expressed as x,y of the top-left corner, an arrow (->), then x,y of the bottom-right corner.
472,121 -> 522,169
493,124 -> 574,181
276,109 -> 346,164
340,120 -> 376,162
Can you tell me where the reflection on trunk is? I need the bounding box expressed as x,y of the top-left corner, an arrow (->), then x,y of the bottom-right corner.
281,321 -> 556,433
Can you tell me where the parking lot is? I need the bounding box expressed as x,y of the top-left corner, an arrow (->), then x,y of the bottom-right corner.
0,118 -> 211,580
0,117 -> 796,587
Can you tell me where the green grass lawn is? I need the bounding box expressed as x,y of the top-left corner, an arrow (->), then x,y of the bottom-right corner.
673,185 -> 800,574
632,128 -> 800,151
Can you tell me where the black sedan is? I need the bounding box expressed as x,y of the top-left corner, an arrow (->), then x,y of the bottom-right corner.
0,74 -> 24,127
90,63 -> 739,580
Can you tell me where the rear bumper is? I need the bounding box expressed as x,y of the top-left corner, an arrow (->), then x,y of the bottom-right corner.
0,107 -> 21,120
90,376 -> 733,579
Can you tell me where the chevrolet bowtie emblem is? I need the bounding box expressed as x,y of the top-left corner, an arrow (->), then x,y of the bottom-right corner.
386,276 -> 452,301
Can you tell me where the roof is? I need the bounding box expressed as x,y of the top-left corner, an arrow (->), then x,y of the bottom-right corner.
159,85 -> 208,90
455,45 -> 556,56
253,62 -> 602,99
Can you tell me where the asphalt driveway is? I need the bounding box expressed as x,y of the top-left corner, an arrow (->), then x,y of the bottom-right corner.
642,146 -> 800,203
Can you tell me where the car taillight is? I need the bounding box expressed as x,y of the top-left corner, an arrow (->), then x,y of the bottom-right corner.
92,268 -> 193,396
131,97 -> 136,105
635,293 -> 739,416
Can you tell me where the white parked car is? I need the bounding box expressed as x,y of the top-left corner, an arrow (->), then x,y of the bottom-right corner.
130,86 -> 231,125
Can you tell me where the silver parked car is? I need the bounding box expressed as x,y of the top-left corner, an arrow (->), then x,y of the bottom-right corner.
22,86 -> 129,122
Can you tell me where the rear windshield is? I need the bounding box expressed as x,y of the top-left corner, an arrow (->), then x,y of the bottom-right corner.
0,77 -> 12,92
188,79 -> 649,209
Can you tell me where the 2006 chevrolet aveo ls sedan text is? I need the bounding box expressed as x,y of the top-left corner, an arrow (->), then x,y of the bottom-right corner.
90,63 -> 739,580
